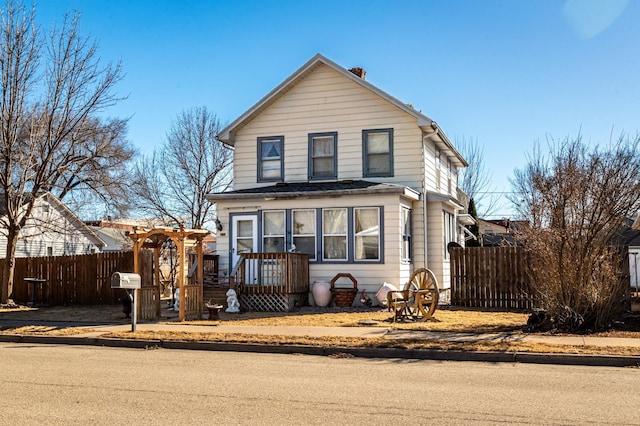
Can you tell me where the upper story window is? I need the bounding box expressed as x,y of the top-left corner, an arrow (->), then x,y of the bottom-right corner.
363,128 -> 393,177
258,136 -> 284,182
447,158 -> 452,194
435,149 -> 441,190
309,132 -> 337,179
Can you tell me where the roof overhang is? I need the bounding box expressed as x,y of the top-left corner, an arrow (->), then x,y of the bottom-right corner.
457,213 -> 476,226
426,191 -> 465,211
208,181 -> 420,202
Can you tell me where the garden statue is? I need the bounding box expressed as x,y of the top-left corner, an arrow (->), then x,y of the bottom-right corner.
172,287 -> 180,311
225,289 -> 240,313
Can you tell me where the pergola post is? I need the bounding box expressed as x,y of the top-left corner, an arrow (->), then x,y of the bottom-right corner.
177,231 -> 186,322
128,226 -> 210,322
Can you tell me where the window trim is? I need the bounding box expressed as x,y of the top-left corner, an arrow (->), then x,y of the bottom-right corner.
362,128 -> 394,177
353,207 -> 381,262
308,131 -> 338,180
257,136 -> 284,182
435,148 -> 441,190
401,207 -> 412,263
262,210 -> 286,253
321,207 -> 348,262
292,208 -> 317,261
443,210 -> 456,260
257,206 -> 384,264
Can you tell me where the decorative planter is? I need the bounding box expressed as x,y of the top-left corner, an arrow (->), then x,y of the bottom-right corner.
312,281 -> 332,307
375,282 -> 399,307
331,273 -> 358,308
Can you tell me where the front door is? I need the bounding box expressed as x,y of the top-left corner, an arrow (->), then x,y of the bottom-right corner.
232,214 -> 258,284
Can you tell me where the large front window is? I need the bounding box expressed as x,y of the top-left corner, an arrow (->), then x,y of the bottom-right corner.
309,132 -> 337,179
323,208 -> 347,260
354,207 -> 380,261
263,210 -> 285,252
258,136 -> 283,181
258,207 -> 383,263
363,128 -> 393,177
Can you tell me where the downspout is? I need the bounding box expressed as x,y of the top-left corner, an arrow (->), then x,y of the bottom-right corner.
422,127 -> 438,269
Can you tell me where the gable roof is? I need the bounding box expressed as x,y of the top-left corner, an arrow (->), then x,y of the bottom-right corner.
217,53 -> 467,168
0,192 -> 107,248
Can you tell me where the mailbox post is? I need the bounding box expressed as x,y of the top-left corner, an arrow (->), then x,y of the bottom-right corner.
111,272 -> 142,332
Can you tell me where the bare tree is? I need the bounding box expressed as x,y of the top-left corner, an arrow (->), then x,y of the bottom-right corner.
45,116 -> 135,217
131,106 -> 232,229
456,136 -> 498,216
0,3 -> 129,304
511,134 -> 640,330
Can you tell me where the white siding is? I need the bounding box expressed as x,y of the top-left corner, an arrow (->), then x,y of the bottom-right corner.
0,196 -> 102,258
216,193 -> 417,299
232,64 -> 425,191
218,60 -> 467,297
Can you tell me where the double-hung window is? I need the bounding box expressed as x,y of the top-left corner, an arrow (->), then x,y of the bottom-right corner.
443,211 -> 456,259
258,136 -> 284,182
309,132 -> 337,179
363,128 -> 393,177
354,207 -> 380,261
292,209 -> 316,261
401,207 -> 412,262
435,149 -> 441,190
322,208 -> 347,261
263,210 -> 285,252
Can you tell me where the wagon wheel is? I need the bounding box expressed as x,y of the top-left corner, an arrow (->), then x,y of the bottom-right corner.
405,268 -> 439,320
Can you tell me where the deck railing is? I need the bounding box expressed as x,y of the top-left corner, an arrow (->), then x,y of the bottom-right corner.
235,252 -> 309,296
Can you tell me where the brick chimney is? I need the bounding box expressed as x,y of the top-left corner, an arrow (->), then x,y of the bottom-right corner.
348,67 -> 366,80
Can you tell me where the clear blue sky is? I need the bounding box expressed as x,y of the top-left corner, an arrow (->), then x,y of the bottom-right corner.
35,0 -> 640,218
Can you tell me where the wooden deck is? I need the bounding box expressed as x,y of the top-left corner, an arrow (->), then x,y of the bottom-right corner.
234,252 -> 309,311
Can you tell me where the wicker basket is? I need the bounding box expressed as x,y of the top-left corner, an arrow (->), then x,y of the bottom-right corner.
330,273 -> 358,307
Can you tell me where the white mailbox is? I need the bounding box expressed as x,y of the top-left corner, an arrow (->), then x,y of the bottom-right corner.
111,272 -> 141,289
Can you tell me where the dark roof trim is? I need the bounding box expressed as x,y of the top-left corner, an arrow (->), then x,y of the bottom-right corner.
207,180 -> 420,202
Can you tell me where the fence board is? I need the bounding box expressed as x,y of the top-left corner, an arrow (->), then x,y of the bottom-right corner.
2,251 -> 139,305
450,247 -> 536,310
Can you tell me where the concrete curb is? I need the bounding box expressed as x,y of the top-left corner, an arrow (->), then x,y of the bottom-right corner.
1,333 -> 638,367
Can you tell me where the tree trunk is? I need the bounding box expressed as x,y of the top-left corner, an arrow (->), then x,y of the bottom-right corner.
1,228 -> 19,304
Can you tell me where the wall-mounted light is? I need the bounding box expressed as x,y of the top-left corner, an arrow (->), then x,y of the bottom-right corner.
215,218 -> 223,232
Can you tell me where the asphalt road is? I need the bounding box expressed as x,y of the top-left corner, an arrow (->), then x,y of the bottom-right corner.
1,342 -> 639,425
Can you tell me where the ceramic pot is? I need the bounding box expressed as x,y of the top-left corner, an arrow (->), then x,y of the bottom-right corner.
312,281 -> 332,307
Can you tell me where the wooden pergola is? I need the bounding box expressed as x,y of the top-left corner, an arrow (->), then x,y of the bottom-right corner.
128,226 -> 210,321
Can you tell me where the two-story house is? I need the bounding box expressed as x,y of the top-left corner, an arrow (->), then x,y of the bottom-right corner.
208,54 -> 468,303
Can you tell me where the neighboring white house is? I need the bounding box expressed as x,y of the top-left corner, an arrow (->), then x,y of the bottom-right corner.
0,192 -> 106,257
207,54 -> 469,298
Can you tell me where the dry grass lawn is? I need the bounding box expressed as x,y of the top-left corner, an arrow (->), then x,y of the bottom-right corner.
1,304 -> 639,357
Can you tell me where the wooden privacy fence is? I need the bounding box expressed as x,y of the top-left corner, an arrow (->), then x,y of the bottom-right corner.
6,251 -> 139,305
450,246 -> 535,309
